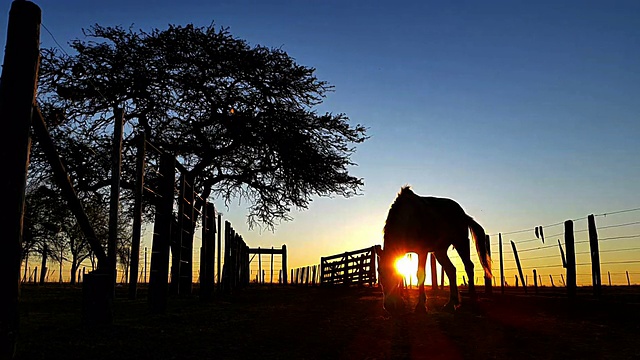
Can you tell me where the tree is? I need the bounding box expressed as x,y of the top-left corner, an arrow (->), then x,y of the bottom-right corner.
23,185 -> 68,281
36,23 -> 368,230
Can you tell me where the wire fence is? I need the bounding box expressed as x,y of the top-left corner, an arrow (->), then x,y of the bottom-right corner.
396,207 -> 640,290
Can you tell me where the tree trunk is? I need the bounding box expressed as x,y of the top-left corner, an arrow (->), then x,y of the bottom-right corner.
69,262 -> 78,285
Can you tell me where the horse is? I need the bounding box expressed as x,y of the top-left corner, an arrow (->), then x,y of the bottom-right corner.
376,186 -> 492,315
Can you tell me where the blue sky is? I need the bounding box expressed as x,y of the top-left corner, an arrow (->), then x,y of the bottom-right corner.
3,0 -> 639,277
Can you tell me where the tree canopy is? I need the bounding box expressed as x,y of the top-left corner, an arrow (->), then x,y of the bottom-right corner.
36,23 -> 368,229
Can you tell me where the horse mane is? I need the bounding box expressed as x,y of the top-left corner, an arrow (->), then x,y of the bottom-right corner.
383,185 -> 418,235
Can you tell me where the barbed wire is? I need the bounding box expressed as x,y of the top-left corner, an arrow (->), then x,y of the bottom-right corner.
489,207 -> 640,238
595,207 -> 640,217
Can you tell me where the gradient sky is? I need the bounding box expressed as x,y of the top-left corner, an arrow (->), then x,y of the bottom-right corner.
3,1 -> 639,282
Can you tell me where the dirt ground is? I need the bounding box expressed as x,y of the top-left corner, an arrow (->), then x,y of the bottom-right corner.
15,284 -> 640,359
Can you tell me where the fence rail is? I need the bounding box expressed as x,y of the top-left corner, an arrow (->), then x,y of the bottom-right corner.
320,246 -> 377,286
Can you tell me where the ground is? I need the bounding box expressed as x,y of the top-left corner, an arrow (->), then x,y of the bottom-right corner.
15,284 -> 640,359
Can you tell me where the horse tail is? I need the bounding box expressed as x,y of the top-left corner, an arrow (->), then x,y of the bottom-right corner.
468,216 -> 492,278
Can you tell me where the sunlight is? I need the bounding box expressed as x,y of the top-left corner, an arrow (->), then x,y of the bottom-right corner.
395,253 -> 418,286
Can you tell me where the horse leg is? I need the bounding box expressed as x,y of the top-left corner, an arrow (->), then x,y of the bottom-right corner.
456,238 -> 477,302
415,253 -> 427,313
435,250 -> 459,312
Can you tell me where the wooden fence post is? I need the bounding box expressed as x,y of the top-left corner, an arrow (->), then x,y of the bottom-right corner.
148,153 -> 176,313
499,233 -> 504,294
128,132 -> 146,299
221,221 -> 231,292
282,245 -> 288,285
0,3 -> 42,354
626,271 -> 631,286
270,247 -> 274,284
533,269 -> 538,294
588,214 -> 601,296
107,107 -> 124,297
179,173 -> 195,296
608,271 -> 611,286
510,241 -> 527,293
200,203 -> 215,301
320,257 -> 326,286
565,220 -> 576,298
258,248 -> 262,283
39,244 -> 48,285
216,213 -> 222,288
312,265 -> 317,286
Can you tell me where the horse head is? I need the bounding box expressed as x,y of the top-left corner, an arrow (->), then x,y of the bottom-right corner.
376,247 -> 406,315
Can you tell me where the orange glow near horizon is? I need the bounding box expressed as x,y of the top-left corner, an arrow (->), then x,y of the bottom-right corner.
395,253 -> 419,286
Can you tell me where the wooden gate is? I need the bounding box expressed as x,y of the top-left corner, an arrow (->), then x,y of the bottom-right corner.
320,246 -> 378,286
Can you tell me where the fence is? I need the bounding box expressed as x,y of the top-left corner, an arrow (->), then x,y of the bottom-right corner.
320,246 -> 378,286
436,208 -> 640,298
290,264 -> 321,286
248,246 -> 288,285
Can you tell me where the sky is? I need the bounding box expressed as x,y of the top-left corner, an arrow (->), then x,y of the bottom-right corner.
3,0 -> 640,284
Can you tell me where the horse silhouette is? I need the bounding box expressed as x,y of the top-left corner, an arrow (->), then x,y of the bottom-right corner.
377,186 -> 492,314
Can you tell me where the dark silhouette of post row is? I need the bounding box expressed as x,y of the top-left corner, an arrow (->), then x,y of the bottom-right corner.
0,1 -> 41,356
148,153 -> 176,313
510,240 -> 526,294
588,214 -> 601,296
565,220 -> 576,298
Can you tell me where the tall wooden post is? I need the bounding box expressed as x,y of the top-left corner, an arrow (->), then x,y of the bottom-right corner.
0,1 -> 41,356
588,214 -> 601,296
178,173 -> 195,295
258,249 -> 262,283
499,233 -> 504,294
510,241 -> 527,293
200,203 -> 215,300
216,213 -> 222,288
320,257 -> 325,286
39,244 -> 47,285
107,107 -> 124,294
565,220 -> 576,298
282,245 -> 289,285
128,132 -> 145,299
148,153 -> 175,313
222,221 -> 231,292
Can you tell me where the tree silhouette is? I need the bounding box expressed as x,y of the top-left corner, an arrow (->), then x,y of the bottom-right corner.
37,23 -> 368,229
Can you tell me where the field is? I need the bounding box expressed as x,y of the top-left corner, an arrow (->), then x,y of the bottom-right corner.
15,284 -> 640,360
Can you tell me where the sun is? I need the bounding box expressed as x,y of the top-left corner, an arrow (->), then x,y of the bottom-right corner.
394,253 -> 418,285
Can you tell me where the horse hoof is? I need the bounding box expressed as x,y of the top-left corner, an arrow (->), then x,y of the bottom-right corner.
443,302 -> 458,313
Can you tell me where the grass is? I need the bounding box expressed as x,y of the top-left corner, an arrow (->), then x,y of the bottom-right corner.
14,283 -> 640,359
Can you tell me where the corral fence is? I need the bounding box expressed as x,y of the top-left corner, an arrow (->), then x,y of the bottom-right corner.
290,264 -> 321,286
320,246 -> 378,286
440,208 -> 640,299
249,246 -> 288,285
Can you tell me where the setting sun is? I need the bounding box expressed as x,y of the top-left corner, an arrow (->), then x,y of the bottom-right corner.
395,253 -> 418,286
